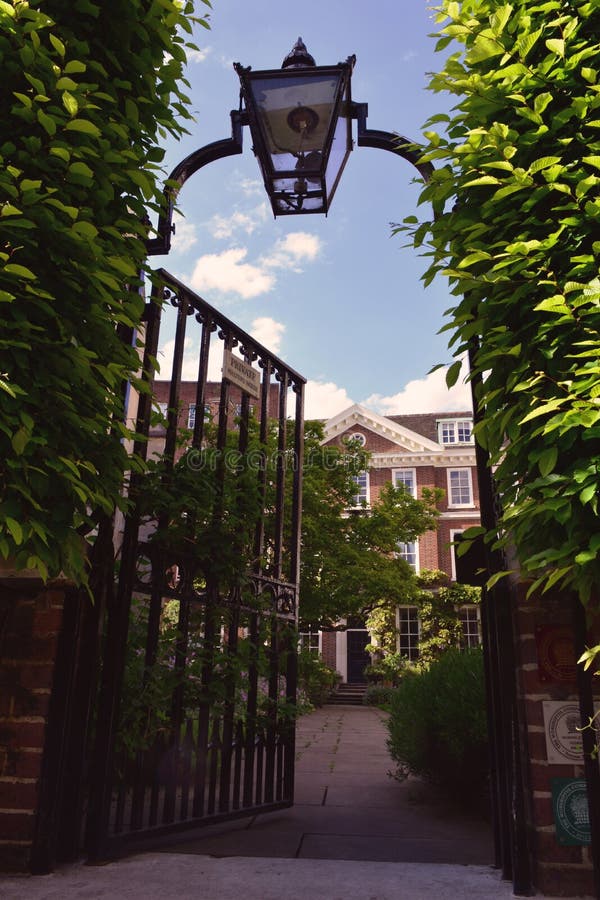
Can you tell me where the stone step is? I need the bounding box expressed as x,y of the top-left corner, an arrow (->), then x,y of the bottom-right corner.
328,683 -> 368,705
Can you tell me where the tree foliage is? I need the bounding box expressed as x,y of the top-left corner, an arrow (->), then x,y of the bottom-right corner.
0,0 -> 209,583
400,0 -> 600,601
299,422 -> 443,626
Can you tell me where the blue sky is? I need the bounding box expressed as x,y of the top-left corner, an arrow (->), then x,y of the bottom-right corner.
151,0 -> 471,418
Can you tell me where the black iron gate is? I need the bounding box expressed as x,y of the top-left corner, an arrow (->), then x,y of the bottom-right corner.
85,269 -> 305,859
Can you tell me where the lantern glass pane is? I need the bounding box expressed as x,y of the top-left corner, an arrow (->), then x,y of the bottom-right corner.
325,102 -> 352,202
249,73 -> 341,158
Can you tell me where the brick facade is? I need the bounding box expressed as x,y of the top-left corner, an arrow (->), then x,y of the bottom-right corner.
0,582 -> 66,871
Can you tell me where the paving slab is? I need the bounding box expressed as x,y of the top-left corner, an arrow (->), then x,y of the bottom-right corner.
0,704 -> 538,899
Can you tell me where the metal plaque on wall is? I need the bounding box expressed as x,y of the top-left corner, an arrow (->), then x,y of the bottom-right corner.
535,625 -> 577,682
552,778 -> 591,845
543,702 -> 584,763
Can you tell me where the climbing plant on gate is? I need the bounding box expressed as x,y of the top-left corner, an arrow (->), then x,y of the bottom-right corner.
0,0 -> 209,585
399,1 -> 600,607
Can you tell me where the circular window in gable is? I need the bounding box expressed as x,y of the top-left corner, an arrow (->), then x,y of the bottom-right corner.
348,432 -> 366,447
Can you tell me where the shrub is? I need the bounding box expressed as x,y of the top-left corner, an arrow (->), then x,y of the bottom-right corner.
297,650 -> 340,707
386,647 -> 488,798
363,684 -> 395,708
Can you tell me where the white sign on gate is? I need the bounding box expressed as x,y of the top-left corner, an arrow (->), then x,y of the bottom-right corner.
222,349 -> 261,398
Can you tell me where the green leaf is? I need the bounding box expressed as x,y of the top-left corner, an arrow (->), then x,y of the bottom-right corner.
64,60 -> 87,74
538,446 -> 558,477
37,109 -> 57,136
11,426 -> 29,455
72,221 -> 99,239
68,161 -> 94,179
5,517 -> 23,546
61,91 -> 79,116
529,156 -> 562,174
3,263 -> 36,280
545,38 -> 565,58
49,34 -> 66,57
64,118 -> 101,137
445,360 -> 462,389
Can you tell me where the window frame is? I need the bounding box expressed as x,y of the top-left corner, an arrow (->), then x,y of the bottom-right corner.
447,467 -> 474,508
351,470 -> 370,509
392,467 -> 417,498
438,418 -> 474,445
397,540 -> 419,572
397,605 -> 420,661
457,604 -> 482,649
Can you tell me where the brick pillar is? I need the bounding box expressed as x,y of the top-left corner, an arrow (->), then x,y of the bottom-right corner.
514,583 -> 599,897
0,580 -> 66,872
320,629 -> 337,672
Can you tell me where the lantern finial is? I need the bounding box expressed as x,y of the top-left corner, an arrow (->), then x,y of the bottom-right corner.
282,37 -> 316,69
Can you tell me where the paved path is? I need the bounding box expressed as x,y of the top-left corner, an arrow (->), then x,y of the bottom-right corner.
0,705 -> 546,898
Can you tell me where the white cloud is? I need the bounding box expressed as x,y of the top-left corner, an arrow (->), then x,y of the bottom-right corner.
208,206 -> 266,240
364,358 -> 472,415
250,317 -> 285,355
187,46 -> 212,63
262,231 -> 322,270
157,335 -> 223,382
400,49 -> 418,63
187,232 -> 322,300
171,214 -> 198,254
304,380 -> 355,419
190,247 -> 275,299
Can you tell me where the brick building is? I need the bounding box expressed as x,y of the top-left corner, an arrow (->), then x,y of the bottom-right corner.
302,403 -> 482,682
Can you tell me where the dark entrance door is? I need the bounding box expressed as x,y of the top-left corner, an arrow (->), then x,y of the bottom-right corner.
347,630 -> 370,683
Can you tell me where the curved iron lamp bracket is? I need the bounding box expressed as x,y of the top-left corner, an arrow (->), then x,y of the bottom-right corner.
147,109 -> 246,257
351,102 -> 433,184
146,102 -> 432,257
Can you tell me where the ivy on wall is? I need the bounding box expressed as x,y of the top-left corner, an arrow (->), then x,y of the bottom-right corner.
0,0 -> 209,583
401,1 -> 600,602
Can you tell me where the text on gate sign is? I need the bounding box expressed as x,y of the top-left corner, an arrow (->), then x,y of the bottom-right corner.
222,349 -> 261,398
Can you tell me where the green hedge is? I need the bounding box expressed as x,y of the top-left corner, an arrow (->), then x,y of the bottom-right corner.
386,647 -> 488,797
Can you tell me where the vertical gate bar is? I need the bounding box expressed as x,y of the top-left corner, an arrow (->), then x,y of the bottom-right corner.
180,718 -> 194,820
264,615 -> 279,804
273,373 -> 289,580
113,779 -> 127,834
232,720 -> 244,810
170,596 -> 190,748
162,721 -> 180,824
243,610 -> 260,807
130,747 -> 147,832
216,331 -> 233,451
289,381 -> 304,589
192,314 -> 214,449
148,733 -> 163,827
85,284 -> 163,860
573,595 -> 600,898
219,603 -> 240,813
283,621 -> 297,804
253,362 -> 273,571
192,703 -> 209,818
192,589 -> 219,817
207,718 -> 220,815
255,729 -> 265,806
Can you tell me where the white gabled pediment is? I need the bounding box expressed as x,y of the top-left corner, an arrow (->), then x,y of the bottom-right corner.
321,403 -> 443,455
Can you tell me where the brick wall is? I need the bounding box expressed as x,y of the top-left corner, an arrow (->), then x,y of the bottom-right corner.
320,630 -> 337,672
513,584 -> 599,896
0,583 -> 65,872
